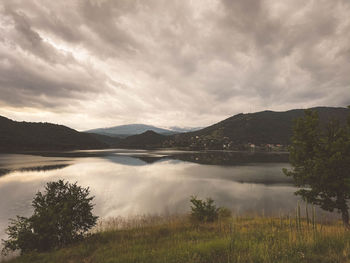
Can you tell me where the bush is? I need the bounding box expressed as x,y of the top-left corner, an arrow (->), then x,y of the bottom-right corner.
2,180 -> 98,255
190,196 -> 219,223
190,197 -> 232,223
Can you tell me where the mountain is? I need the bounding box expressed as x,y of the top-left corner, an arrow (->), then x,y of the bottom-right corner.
87,133 -> 121,148
85,124 -> 203,138
85,124 -> 175,138
1,106 -> 348,152
0,116 -> 107,152
117,130 -> 166,149
162,107 -> 350,150
117,107 -> 349,150
167,126 -> 203,133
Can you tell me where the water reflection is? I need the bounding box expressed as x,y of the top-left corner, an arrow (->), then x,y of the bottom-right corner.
171,151 -> 289,165
0,150 -> 336,244
21,150 -> 289,164
105,155 -> 168,166
0,164 -> 71,177
0,154 -> 72,176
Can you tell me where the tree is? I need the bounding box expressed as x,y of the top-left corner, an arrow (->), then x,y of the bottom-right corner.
283,108 -> 350,228
2,180 -> 98,254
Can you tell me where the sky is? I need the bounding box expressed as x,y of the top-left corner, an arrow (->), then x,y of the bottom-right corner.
0,0 -> 349,131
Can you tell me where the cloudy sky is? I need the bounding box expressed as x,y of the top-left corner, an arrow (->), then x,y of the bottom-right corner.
0,0 -> 349,130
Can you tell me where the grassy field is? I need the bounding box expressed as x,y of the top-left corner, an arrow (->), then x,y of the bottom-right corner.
4,213 -> 350,263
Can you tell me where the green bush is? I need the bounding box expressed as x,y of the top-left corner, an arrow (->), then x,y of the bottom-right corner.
2,180 -> 98,255
190,196 -> 219,223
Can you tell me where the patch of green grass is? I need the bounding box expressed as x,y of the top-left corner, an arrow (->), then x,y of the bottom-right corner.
5,216 -> 350,263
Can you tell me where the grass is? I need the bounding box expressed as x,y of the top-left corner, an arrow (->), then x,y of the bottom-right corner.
4,214 -> 350,263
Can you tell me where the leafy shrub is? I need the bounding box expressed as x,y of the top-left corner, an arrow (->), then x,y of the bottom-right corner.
190,196 -> 232,223
190,196 -> 219,223
2,180 -> 98,255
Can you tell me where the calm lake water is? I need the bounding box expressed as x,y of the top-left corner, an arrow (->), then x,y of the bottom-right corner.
0,149 -> 334,244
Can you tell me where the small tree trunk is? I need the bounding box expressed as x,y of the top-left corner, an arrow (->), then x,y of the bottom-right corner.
341,208 -> 350,230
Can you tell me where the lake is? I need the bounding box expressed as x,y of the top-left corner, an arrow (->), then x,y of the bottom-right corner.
0,149 -> 333,243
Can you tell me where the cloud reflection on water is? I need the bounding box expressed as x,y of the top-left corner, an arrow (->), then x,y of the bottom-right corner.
7,150 -> 338,248
0,153 -> 299,241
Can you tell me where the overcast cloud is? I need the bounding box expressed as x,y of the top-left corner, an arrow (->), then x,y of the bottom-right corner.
0,0 -> 349,130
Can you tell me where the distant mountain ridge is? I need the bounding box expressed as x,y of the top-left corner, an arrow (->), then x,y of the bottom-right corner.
117,107 -> 350,150
0,116 -> 107,152
0,106 -> 348,152
85,124 -> 200,137
167,126 -> 203,133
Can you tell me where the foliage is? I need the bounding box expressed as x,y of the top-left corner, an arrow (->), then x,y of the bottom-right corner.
162,107 -> 350,150
283,109 -> 350,228
2,217 -> 35,254
218,207 -> 232,219
190,196 -> 219,223
0,115 -> 106,152
2,180 -> 98,255
4,215 -> 350,263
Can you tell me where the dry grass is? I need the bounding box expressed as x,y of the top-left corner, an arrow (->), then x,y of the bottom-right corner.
5,213 -> 350,263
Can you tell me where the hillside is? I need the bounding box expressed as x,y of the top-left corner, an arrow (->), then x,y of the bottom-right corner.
0,116 -> 107,152
1,107 -> 348,152
117,130 -> 167,149
119,107 -> 349,150
87,133 -> 121,148
164,107 -> 350,150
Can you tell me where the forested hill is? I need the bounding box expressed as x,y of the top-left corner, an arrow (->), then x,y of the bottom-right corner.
0,116 -> 107,152
1,107 -> 349,152
117,130 -> 166,149
161,107 -> 350,150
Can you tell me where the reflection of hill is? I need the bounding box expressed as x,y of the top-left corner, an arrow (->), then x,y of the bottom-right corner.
105,156 -> 149,166
0,168 -> 10,177
171,151 -> 289,165
0,164 -> 70,177
163,157 -> 294,185
25,150 -> 289,167
105,155 -> 168,166
192,170 -> 294,185
136,156 -> 168,164
103,151 -> 289,167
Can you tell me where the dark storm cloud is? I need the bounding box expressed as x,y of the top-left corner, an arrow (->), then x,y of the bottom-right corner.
0,0 -> 349,129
